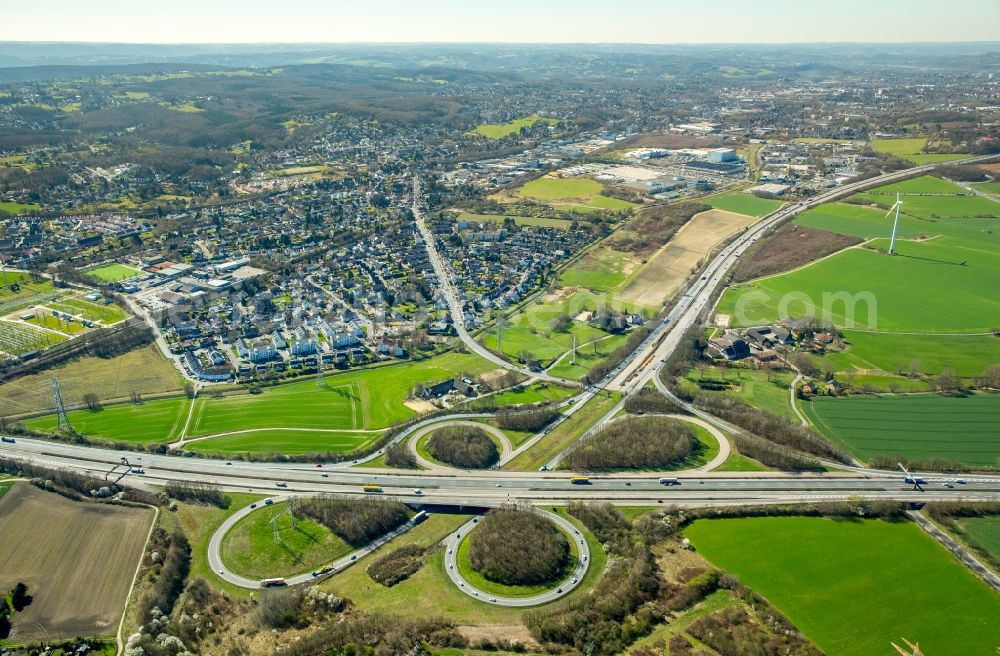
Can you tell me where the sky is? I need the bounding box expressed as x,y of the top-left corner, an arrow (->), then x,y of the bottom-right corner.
3,0 -> 1000,44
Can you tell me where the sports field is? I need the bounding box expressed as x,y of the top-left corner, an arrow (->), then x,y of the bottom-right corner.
619,208 -> 757,307
871,138 -> 968,165
25,396 -> 191,444
84,263 -> 143,283
703,192 -> 782,217
685,516 -> 1000,655
0,483 -> 153,641
457,212 -> 571,230
221,503 -> 352,579
514,176 -> 636,211
49,296 -> 129,323
801,393 -> 1000,466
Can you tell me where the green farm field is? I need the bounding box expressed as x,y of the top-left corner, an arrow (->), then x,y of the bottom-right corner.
547,333 -> 629,381
457,212 -> 571,230
718,177 -> 1000,332
557,246 -> 638,293
470,115 -> 556,139
186,352 -> 493,437
221,503 -> 352,579
704,192 -> 782,217
677,364 -> 796,420
792,201 -> 925,240
489,382 -> 578,406
820,330 -> 1000,380
185,429 -> 382,456
801,393 -> 1000,466
25,396 -> 190,444
956,516 -> 1000,563
686,516 -> 1000,655
0,201 -> 40,215
872,138 -> 968,164
0,344 -> 181,416
84,263 -> 143,283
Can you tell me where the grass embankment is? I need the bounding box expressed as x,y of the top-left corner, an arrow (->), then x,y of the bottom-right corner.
504,391 -> 621,471
686,516 -> 1000,655
176,492 -> 263,597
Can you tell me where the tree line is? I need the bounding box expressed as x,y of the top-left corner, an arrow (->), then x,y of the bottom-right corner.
561,416 -> 696,471
295,495 -> 409,547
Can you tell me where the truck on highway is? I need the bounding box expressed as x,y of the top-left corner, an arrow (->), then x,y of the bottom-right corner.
0,436 -> 15,443
659,477 -> 680,486
363,484 -> 383,493
411,510 -> 428,524
260,577 -> 286,588
570,477 -> 590,485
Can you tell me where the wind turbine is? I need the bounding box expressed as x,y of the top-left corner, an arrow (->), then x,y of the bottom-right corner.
885,190 -> 903,255
891,637 -> 922,656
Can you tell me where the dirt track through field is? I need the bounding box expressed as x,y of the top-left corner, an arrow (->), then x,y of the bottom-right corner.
0,483 -> 152,641
618,208 -> 756,307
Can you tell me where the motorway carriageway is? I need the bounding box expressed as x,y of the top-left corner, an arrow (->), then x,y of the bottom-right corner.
3,437 -> 1000,506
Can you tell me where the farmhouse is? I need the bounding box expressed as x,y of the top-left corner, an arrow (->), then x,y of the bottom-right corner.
707,336 -> 751,361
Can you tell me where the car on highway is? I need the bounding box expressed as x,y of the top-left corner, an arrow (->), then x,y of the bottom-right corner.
321,473 -> 329,478
250,503 -> 257,509
489,597 -> 496,602
955,478 -> 966,484
264,498 -> 274,505
276,482 -> 288,488
413,488 -> 422,495
225,461 -> 232,465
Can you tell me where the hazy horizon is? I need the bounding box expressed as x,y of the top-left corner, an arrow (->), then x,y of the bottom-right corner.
3,0 -> 1000,45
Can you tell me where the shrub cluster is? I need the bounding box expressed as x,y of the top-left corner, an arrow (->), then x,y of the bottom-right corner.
295,496 -> 409,546
137,528 -> 190,624
163,481 -> 229,508
560,416 -> 696,471
495,404 -> 559,432
367,544 -> 427,587
426,425 -> 499,469
687,602 -> 822,656
468,509 -> 570,586
692,394 -> 851,464
622,388 -> 686,415
0,456 -> 108,498
280,614 -> 465,656
525,544 -> 660,655
585,322 -> 654,384
255,588 -> 304,629
383,442 -> 417,468
567,502 -> 632,555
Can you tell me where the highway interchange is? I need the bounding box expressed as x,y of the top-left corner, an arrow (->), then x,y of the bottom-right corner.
3,154 -> 1000,599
